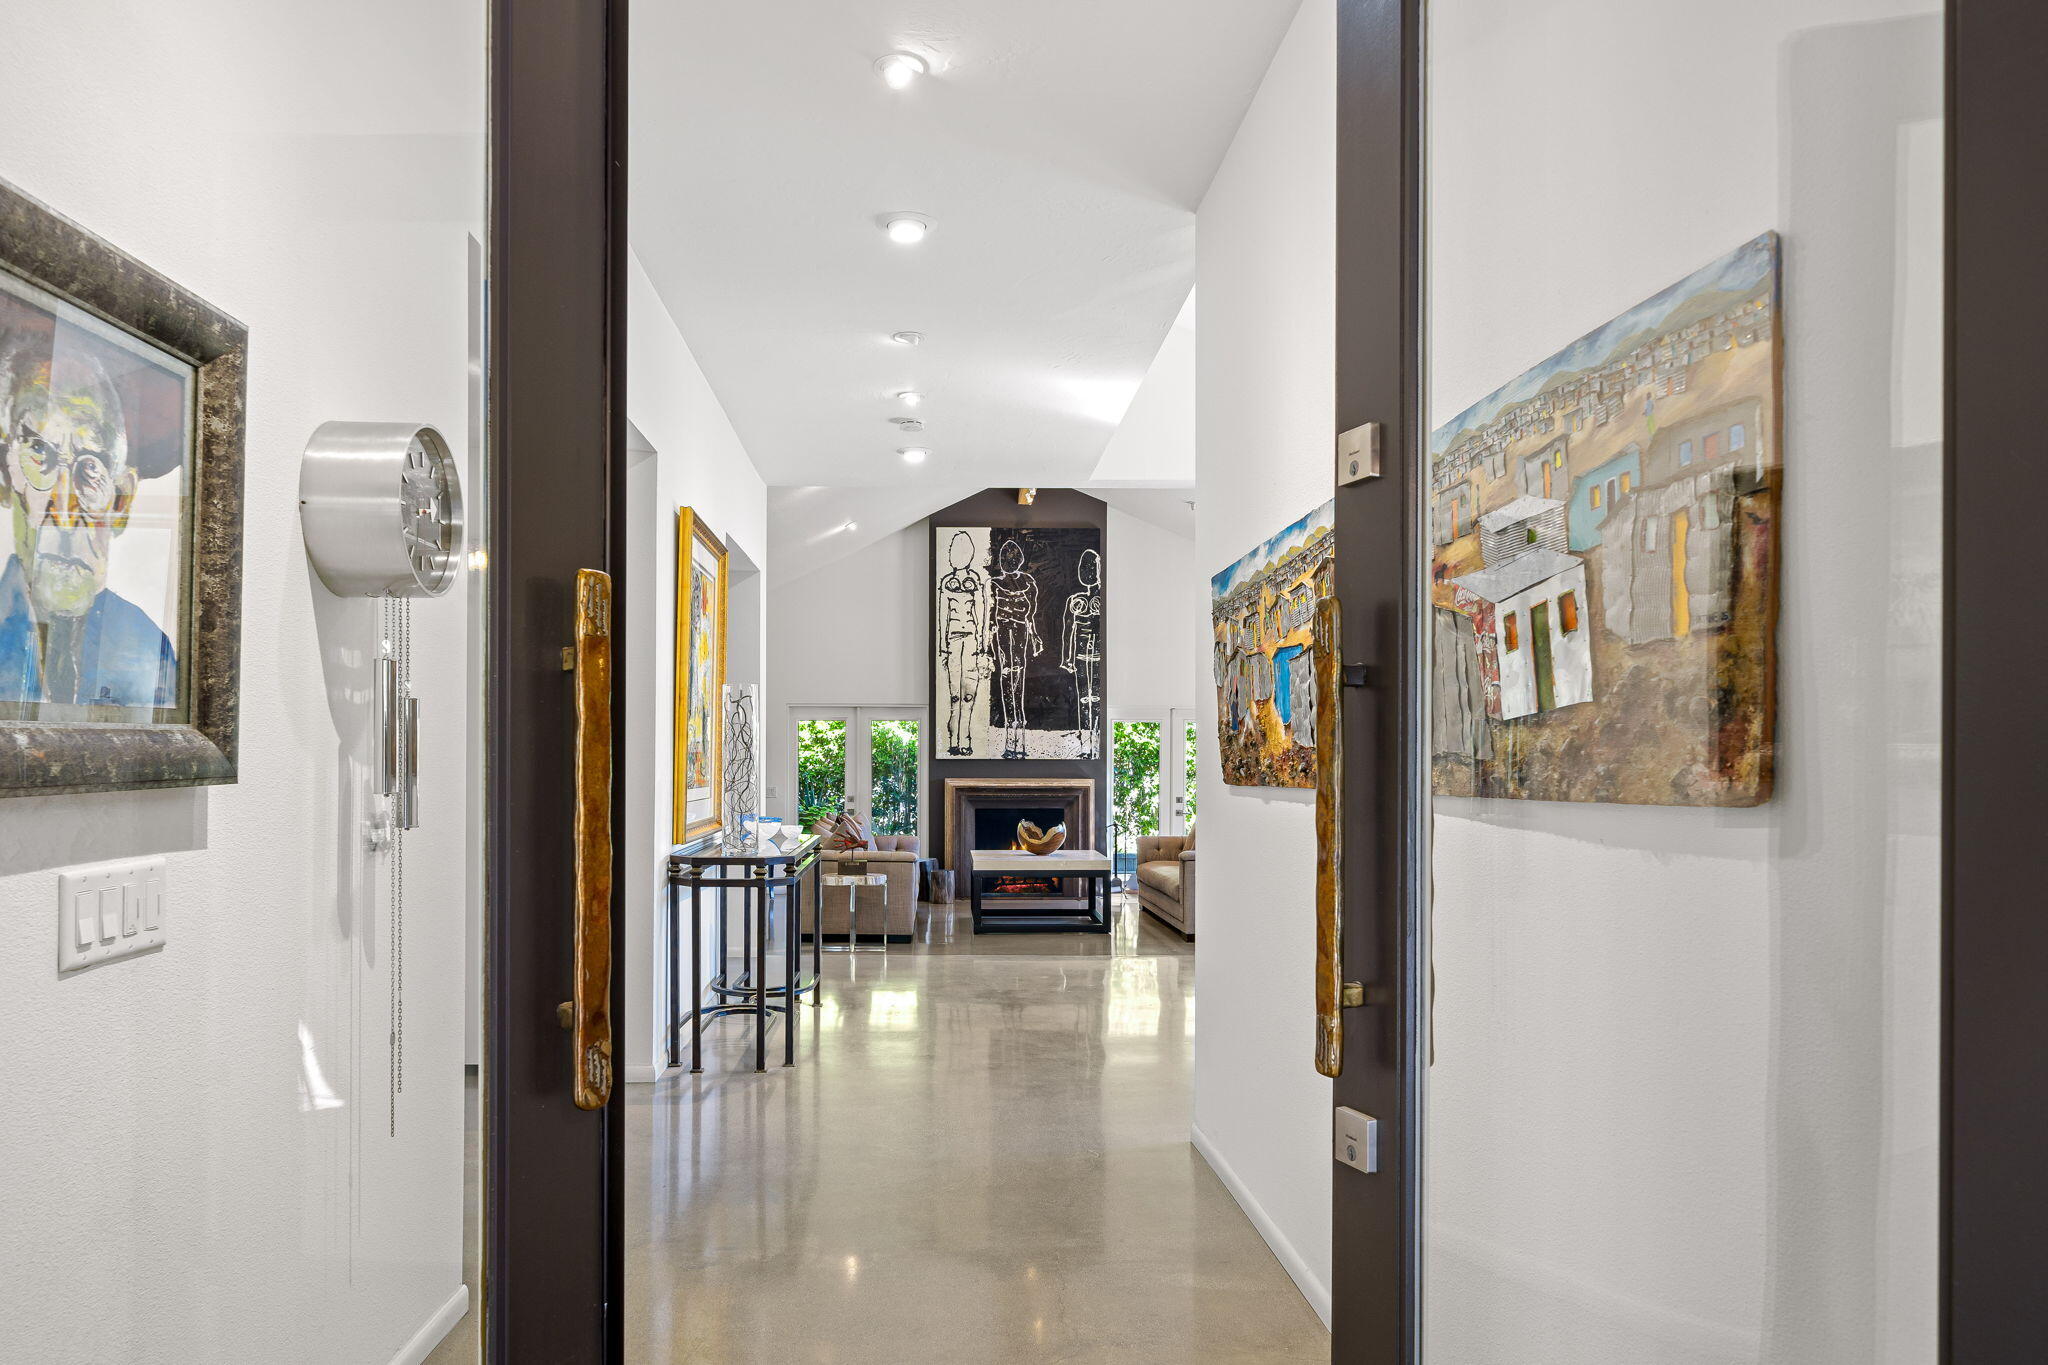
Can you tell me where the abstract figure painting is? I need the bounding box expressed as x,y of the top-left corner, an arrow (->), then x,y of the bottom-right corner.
673,507 -> 727,841
1430,233 -> 1782,805
0,175 -> 246,797
1210,500 -> 1334,788
934,525 -> 1103,760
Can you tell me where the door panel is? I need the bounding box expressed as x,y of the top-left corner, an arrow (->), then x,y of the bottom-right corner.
1330,1 -> 1426,1362
1414,3 -> 1943,1364
488,0 -> 624,1358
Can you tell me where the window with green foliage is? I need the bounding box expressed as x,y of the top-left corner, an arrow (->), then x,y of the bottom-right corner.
796,719 -> 847,829
867,718 -> 919,837
1184,718 -> 1198,824
1113,720 -> 1162,866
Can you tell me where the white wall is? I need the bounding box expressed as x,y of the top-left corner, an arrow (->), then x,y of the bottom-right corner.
1105,507 -> 1206,717
1189,0 -> 1337,1326
0,4 -> 483,1362
1424,3 -> 1941,1364
621,251 -> 770,1083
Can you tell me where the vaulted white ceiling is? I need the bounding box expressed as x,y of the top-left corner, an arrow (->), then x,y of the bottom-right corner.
630,0 -> 1298,571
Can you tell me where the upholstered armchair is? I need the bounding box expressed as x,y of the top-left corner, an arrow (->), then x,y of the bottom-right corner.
807,831 -> 921,941
1134,827 -> 1196,939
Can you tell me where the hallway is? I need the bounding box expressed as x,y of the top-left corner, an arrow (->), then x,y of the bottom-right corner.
626,901 -> 1328,1362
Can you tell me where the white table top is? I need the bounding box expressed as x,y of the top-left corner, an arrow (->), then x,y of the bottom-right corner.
969,848 -> 1113,873
818,872 -> 888,886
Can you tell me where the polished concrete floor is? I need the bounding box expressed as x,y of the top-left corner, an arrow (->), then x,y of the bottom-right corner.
625,896 -> 1329,1363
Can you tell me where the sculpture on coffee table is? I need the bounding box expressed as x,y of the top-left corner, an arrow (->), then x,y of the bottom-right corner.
1015,819 -> 1067,856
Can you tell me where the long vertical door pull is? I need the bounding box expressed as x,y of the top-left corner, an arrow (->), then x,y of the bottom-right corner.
1315,594 -> 1345,1077
570,568 -> 614,1109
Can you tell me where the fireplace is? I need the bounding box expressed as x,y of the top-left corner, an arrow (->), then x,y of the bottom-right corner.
974,805 -> 1068,895
943,778 -> 1097,905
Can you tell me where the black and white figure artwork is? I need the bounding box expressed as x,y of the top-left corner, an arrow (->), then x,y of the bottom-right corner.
935,526 -> 1104,760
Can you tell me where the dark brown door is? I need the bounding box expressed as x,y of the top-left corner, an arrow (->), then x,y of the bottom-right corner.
1945,2 -> 2048,1357
487,0 -> 627,1360
1330,2 -> 1425,1363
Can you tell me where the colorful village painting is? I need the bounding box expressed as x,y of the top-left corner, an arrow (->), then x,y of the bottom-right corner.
1211,500 -> 1334,788
1431,233 -> 1781,806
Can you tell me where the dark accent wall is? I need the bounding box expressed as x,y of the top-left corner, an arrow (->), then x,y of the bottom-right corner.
928,489 -> 1110,861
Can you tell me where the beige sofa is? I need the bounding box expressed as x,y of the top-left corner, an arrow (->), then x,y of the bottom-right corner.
1134,829 -> 1196,939
806,833 -> 921,942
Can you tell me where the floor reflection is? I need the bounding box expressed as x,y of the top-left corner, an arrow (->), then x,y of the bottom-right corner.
626,896 -> 1328,1363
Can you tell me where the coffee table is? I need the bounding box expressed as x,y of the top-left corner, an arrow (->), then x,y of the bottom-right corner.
967,848 -> 1114,934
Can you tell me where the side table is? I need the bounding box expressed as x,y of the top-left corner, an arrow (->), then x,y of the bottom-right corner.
668,833 -> 822,1072
819,872 -> 888,953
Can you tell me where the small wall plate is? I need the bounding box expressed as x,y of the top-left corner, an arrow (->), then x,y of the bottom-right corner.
1334,1105 -> 1379,1173
1337,422 -> 1382,486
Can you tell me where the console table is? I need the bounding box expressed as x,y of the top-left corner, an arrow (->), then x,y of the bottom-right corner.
668,832 -> 822,1072
967,848 -> 1114,934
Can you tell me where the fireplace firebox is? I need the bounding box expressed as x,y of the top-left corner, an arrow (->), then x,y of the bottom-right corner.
943,778 -> 1097,906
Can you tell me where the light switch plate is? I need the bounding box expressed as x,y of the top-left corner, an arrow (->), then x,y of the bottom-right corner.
58,858 -> 166,972
1334,1105 -> 1379,1174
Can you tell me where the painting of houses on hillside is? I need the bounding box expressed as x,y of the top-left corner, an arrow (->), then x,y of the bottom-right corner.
1431,233 -> 1782,806
1211,500 -> 1335,788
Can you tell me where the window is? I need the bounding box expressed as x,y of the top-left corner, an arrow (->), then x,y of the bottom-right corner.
1644,519 -> 1660,553
1526,525 -> 1539,544
1678,439 -> 1694,466
1620,472 -> 1633,493
1504,611 -> 1519,652
1729,422 -> 1746,450
1590,485 -> 1603,509
1559,589 -> 1580,633
1553,450 -> 1564,468
1704,431 -> 1722,460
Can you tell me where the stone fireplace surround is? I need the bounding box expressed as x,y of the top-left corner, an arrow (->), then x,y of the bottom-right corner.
943,778 -> 1097,902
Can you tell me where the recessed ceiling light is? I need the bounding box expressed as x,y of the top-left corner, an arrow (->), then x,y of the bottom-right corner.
889,417 -> 924,431
889,330 -> 924,346
899,448 -> 929,465
884,214 -> 930,246
897,390 -> 923,407
875,52 -> 927,90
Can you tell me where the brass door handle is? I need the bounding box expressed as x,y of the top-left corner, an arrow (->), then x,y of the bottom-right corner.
1314,595 -> 1344,1078
569,569 -> 614,1109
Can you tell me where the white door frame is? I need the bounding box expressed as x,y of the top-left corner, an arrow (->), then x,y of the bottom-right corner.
787,704 -> 931,850
1167,706 -> 1200,835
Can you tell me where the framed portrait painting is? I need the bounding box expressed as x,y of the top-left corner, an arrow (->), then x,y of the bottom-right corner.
672,507 -> 727,843
0,177 -> 245,797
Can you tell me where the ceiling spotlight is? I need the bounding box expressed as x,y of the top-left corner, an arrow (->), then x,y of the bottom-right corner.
889,330 -> 924,346
890,417 -> 925,431
897,390 -> 923,407
875,52 -> 927,90
884,214 -> 930,246
843,520 -> 859,533
899,448 -> 929,465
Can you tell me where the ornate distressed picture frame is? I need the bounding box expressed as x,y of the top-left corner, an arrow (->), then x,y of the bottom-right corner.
0,178 -> 246,797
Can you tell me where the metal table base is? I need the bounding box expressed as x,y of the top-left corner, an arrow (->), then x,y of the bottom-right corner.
668,836 -> 823,1073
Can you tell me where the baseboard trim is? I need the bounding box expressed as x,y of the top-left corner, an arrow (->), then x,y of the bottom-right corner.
1190,1122 -> 1331,1330
625,1062 -> 670,1084
387,1284 -> 469,1365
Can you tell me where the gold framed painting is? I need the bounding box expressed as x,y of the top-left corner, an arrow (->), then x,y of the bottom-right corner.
672,507 -> 728,843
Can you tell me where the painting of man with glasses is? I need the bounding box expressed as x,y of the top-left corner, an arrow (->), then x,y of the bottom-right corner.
0,273 -> 191,720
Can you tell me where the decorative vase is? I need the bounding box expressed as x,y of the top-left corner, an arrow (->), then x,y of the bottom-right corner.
1016,819 -> 1067,855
